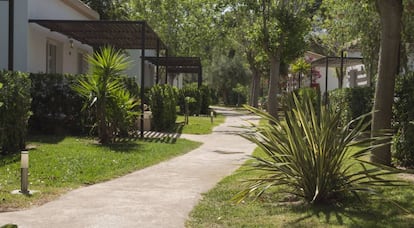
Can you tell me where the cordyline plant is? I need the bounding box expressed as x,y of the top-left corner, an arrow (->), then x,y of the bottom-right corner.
234,93 -> 405,205
73,46 -> 135,144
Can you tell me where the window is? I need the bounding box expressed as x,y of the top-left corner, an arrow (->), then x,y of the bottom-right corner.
46,41 -> 57,73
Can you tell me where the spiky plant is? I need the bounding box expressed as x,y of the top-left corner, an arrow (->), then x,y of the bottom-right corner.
73,46 -> 131,144
234,93 -> 403,204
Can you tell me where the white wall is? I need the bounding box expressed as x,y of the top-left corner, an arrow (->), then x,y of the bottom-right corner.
28,24 -> 92,74
13,0 -> 29,71
29,0 -> 94,20
314,67 -> 338,94
0,1 -> 8,70
125,49 -> 157,87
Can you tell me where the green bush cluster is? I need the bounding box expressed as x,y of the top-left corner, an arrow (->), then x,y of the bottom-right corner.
0,71 -> 32,154
295,87 -> 321,110
393,72 -> 414,167
329,87 -> 374,126
29,73 -> 85,134
178,86 -> 202,115
178,84 -> 212,115
148,84 -> 178,131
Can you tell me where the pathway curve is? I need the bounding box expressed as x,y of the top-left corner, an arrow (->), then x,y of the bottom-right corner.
0,107 -> 259,228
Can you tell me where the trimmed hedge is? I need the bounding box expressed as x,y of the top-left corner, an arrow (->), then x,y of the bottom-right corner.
393,72 -> 414,167
329,87 -> 374,126
148,84 -> 178,131
178,86 -> 202,115
178,84 -> 212,115
0,71 -> 31,154
29,73 -> 86,135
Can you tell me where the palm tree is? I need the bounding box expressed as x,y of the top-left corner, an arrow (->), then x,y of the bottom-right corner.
73,46 -> 130,144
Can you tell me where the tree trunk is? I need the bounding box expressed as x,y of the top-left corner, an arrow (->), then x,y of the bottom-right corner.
267,52 -> 281,119
250,68 -> 261,108
371,0 -> 402,165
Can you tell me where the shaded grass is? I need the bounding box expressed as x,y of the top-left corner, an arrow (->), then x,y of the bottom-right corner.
0,135 -> 201,211
186,147 -> 414,228
176,114 -> 225,134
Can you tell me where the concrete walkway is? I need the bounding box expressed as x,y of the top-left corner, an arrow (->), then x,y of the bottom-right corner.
0,107 -> 259,228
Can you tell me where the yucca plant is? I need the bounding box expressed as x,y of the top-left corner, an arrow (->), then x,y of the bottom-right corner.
234,93 -> 403,205
72,46 -> 131,144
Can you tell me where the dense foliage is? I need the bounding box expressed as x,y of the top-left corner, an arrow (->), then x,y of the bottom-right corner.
329,87 -> 374,127
0,71 -> 31,154
29,73 -> 85,135
393,72 -> 414,167
148,84 -> 178,131
73,46 -> 138,144
235,93 -> 399,204
178,86 -> 202,115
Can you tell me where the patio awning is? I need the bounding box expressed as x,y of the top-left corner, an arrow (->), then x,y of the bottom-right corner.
311,56 -> 363,67
29,20 -> 167,50
143,56 -> 202,87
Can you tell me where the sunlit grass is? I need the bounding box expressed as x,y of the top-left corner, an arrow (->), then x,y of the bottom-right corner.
0,135 -> 201,211
177,114 -> 225,134
187,147 -> 414,228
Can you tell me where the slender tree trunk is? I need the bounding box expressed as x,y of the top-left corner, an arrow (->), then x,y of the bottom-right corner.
371,0 -> 402,165
249,68 -> 261,108
268,52 -> 281,119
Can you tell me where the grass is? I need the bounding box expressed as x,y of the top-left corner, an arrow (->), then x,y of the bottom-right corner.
176,114 -> 225,134
186,147 -> 414,228
0,135 -> 201,211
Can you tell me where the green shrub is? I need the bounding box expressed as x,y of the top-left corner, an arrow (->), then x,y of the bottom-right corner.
393,72 -> 414,167
149,84 -> 178,131
295,87 -> 321,111
29,73 -> 86,135
178,86 -> 202,115
0,71 -> 32,154
235,93 -> 400,205
199,85 -> 211,114
329,87 -> 373,126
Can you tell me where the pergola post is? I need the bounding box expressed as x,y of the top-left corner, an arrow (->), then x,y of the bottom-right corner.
165,49 -> 169,84
340,50 -> 344,87
7,0 -> 14,71
198,65 -> 202,88
140,22 -> 146,139
156,38 -> 160,84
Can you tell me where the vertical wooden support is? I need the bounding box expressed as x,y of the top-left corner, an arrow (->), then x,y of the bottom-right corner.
8,0 -> 14,70
140,22 -> 146,139
156,39 -> 160,84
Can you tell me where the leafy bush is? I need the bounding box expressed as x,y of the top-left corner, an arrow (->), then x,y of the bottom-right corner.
393,72 -> 414,167
234,93 -> 400,205
148,84 -> 178,131
178,86 -> 202,115
0,71 -> 31,154
329,87 -> 373,126
29,73 -> 85,134
199,85 -> 211,114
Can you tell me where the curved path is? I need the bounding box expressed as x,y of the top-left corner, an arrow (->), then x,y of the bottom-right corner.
0,107 -> 259,228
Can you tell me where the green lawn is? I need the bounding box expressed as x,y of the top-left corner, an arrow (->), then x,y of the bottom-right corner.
0,135 -> 201,211
177,114 -> 225,134
186,148 -> 414,228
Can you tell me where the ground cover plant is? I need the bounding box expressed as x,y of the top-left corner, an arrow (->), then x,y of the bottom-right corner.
0,135 -> 200,211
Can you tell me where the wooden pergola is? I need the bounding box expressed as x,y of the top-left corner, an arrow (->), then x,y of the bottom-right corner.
29,19 -> 202,137
143,56 -> 202,87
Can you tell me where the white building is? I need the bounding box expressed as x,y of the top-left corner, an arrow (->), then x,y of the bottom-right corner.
0,0 -> 165,88
0,0 -> 97,74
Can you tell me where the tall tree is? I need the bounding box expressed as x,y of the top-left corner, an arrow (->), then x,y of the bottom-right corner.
371,0 -> 403,165
259,0 -> 311,118
81,0 -> 132,20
